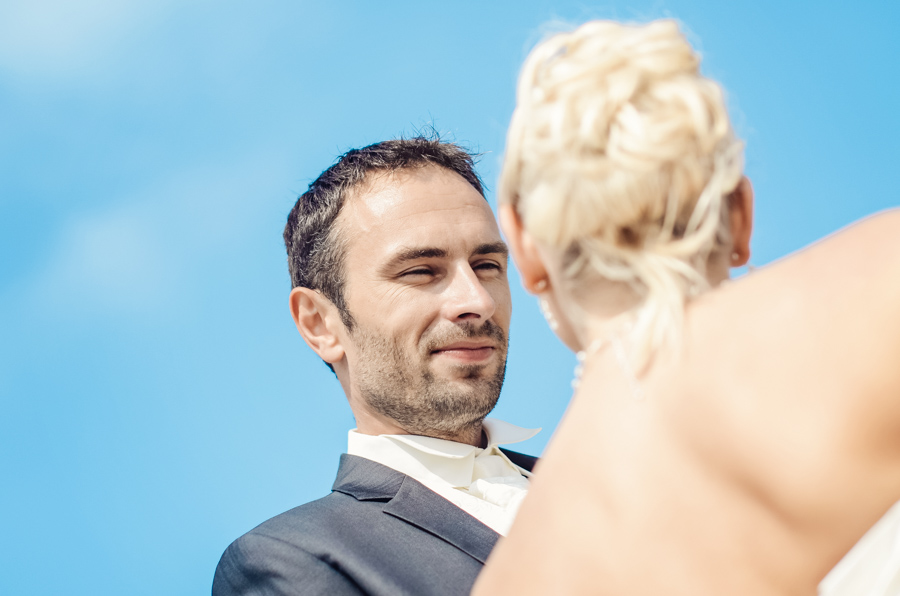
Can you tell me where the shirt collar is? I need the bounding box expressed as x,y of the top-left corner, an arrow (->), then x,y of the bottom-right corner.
347,418 -> 540,488
482,418 -> 540,450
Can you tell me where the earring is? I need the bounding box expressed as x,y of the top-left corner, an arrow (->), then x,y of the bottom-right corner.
731,251 -> 757,273
538,296 -> 559,331
533,279 -> 548,292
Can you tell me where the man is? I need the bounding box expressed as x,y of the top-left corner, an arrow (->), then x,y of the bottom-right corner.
213,138 -> 538,596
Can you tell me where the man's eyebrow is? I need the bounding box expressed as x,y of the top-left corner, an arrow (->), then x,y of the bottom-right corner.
473,242 -> 509,259
380,243 -> 509,274
381,247 -> 449,272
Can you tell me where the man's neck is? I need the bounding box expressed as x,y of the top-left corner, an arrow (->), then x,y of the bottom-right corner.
354,418 -> 485,447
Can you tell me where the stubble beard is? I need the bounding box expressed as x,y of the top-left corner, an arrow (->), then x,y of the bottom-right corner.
351,321 -> 507,439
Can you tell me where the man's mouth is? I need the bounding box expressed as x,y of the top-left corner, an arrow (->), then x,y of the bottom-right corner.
431,341 -> 496,363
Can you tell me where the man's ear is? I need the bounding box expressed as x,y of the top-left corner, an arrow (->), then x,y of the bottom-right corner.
289,287 -> 346,365
499,204 -> 550,294
729,176 -> 754,267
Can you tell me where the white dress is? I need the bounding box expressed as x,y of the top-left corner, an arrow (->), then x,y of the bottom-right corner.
818,500 -> 900,596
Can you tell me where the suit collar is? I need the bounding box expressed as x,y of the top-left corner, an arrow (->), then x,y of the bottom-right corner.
332,454 -> 499,563
332,453 -> 406,500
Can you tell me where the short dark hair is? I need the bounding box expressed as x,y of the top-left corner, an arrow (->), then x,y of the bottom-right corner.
284,136 -> 484,340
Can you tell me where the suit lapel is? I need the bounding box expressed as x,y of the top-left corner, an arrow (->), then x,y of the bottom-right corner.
383,475 -> 500,564
332,454 -> 500,564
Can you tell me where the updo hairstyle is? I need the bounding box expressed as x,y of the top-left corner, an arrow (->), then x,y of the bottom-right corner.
501,19 -> 744,369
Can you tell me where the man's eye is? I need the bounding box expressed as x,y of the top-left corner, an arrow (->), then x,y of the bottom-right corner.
475,262 -> 502,272
401,268 -> 432,277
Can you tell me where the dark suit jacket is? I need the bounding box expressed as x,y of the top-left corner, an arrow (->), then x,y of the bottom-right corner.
213,449 -> 537,596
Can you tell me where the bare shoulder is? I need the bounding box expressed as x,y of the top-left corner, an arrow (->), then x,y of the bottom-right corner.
703,208 -> 900,362
820,207 -> 900,249
743,208 -> 900,358
783,207 -> 900,288
685,208 -> 900,470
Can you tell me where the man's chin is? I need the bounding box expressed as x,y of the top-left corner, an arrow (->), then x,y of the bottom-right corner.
430,360 -> 496,382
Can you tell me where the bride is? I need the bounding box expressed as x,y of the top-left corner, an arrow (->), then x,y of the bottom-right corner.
474,19 -> 900,596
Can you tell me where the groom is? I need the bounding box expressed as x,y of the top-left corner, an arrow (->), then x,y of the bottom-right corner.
212,138 -> 538,596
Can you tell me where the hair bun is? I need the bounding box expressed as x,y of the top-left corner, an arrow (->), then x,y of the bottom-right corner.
502,19 -> 745,368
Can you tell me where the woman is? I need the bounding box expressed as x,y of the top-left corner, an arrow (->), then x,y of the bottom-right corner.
473,20 -> 900,596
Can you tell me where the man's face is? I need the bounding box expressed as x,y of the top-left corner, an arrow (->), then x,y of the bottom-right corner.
337,166 -> 512,438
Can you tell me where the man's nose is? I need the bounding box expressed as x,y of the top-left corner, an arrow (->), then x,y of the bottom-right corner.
442,264 -> 497,322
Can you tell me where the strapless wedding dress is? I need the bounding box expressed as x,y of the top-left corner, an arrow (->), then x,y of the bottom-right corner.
818,500 -> 900,596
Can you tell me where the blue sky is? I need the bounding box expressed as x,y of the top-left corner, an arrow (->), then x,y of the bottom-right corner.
1,1 -> 898,594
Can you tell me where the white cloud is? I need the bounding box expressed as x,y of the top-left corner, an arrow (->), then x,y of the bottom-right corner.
10,148 -> 294,321
26,203 -> 174,317
0,0 -> 175,78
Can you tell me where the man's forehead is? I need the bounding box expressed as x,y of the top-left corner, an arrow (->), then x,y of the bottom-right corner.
345,171 -> 407,220
340,166 -> 496,236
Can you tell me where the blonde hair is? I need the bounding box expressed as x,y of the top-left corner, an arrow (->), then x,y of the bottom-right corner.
501,19 -> 744,369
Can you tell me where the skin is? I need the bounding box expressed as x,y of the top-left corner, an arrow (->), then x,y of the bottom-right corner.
474,180 -> 900,595
288,165 -> 512,447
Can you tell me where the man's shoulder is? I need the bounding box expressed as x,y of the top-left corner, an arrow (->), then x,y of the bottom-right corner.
212,466 -> 393,596
233,490 -> 360,545
216,493 -> 348,555
213,491 -> 368,596
221,456 -> 402,558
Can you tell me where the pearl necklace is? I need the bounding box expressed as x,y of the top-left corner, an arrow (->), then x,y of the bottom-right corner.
572,334 -> 645,401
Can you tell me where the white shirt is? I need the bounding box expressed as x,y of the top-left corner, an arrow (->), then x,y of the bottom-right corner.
347,418 -> 539,536
818,500 -> 900,596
